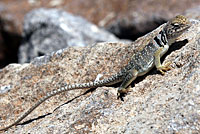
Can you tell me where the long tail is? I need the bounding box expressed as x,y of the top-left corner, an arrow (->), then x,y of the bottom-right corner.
0,74 -> 122,131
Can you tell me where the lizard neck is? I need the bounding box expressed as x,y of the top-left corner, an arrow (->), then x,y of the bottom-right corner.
153,30 -> 169,57
167,38 -> 176,46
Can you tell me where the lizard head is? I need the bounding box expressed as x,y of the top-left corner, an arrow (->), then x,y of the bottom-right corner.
164,15 -> 191,42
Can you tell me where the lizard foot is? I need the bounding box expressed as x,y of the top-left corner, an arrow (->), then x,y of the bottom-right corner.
157,61 -> 172,75
117,86 -> 132,100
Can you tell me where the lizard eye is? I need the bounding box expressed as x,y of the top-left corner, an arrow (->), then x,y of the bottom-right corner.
172,23 -> 180,27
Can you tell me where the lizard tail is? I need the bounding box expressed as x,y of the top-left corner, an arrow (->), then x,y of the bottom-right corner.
0,74 -> 122,131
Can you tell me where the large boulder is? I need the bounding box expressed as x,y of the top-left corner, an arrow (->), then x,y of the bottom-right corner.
0,17 -> 199,133
18,8 -> 120,63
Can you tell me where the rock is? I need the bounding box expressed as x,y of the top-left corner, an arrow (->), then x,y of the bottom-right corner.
184,5 -> 200,20
104,1 -> 200,40
0,16 -> 199,133
0,0 -> 200,68
0,3 -> 22,68
106,13 -> 167,40
18,8 -> 119,63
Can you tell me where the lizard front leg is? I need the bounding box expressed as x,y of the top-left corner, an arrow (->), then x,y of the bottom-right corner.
154,47 -> 172,75
117,69 -> 138,97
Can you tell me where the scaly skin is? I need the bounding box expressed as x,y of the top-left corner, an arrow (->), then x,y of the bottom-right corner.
0,15 -> 191,131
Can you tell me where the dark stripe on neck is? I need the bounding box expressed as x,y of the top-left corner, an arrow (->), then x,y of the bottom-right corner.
154,36 -> 162,47
160,31 -> 167,45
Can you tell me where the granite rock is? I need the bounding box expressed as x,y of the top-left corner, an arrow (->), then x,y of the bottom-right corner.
0,18 -> 199,134
1,0 -> 200,68
18,8 -> 119,63
184,5 -> 200,20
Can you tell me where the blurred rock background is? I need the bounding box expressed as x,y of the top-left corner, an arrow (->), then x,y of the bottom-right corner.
0,0 -> 200,68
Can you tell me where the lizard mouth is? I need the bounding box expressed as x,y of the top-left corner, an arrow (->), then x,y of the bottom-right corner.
175,24 -> 191,37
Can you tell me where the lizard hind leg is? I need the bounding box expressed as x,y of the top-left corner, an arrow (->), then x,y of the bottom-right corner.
117,69 -> 138,98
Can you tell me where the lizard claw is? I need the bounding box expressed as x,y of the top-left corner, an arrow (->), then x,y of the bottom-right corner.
157,61 -> 172,75
117,87 -> 132,100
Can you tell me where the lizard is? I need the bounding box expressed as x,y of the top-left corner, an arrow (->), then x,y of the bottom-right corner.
0,15 -> 191,131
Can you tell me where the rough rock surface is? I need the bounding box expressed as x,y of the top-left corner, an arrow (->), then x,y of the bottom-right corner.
0,18 -> 199,133
18,8 -> 120,63
1,0 -> 200,68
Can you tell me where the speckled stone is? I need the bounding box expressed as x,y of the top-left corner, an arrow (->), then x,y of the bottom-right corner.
0,18 -> 199,134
